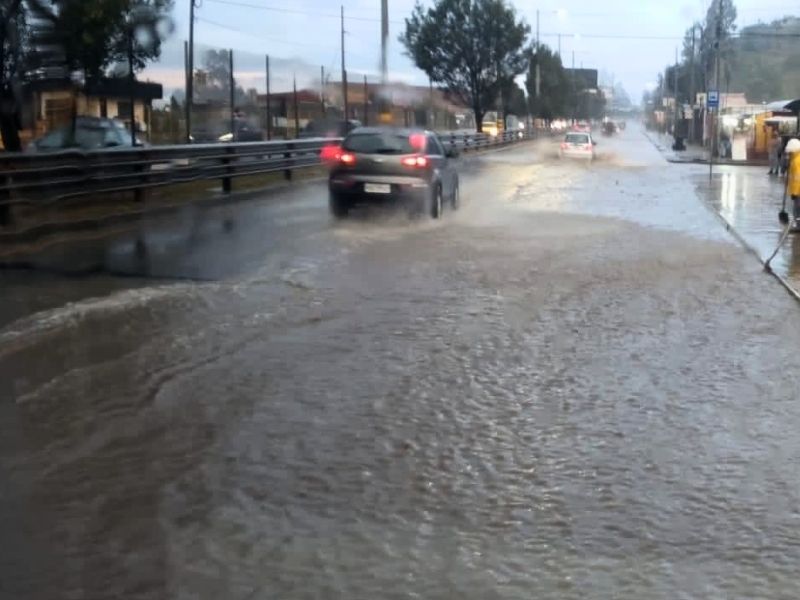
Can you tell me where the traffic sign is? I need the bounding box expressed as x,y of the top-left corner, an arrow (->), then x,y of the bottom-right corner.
707,90 -> 719,109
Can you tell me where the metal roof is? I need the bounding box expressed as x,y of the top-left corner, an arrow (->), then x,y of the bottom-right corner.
764,99 -> 800,114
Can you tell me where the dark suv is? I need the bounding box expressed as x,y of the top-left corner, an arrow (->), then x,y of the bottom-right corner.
327,127 -> 459,219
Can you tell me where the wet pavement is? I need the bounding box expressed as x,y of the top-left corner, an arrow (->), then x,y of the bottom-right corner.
694,164 -> 800,290
3,128 -> 800,599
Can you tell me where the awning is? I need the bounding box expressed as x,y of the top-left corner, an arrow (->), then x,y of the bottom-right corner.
764,99 -> 800,114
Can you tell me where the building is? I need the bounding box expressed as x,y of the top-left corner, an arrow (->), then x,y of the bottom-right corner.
21,76 -> 163,144
323,81 -> 469,129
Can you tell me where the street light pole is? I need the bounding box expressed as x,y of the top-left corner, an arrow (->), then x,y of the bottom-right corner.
341,5 -> 348,120
673,46 -> 679,137
186,0 -> 198,143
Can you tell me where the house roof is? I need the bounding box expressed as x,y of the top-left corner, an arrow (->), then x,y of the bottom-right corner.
764,99 -> 800,114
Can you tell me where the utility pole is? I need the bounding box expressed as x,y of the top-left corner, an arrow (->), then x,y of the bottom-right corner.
184,40 -> 190,141
711,0 -> 722,179
535,9 -> 541,98
673,46 -> 679,136
429,78 -> 434,129
689,25 -> 696,142
187,0 -> 198,143
571,50 -> 576,123
380,0 -> 389,122
341,5 -> 348,120
320,66 -> 326,117
293,74 -> 300,137
265,55 -> 271,140
363,75 -> 369,125
229,49 -> 235,140
127,22 -> 136,146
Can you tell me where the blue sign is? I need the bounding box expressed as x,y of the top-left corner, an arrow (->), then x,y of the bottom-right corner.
707,90 -> 719,109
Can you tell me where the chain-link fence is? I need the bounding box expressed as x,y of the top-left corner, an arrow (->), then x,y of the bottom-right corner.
144,40 -> 470,146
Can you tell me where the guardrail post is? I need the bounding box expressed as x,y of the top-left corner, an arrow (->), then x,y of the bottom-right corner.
0,168 -> 10,227
222,145 -> 234,193
284,142 -> 294,181
133,151 -> 145,202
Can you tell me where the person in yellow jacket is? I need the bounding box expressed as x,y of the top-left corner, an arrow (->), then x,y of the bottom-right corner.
788,138 -> 800,226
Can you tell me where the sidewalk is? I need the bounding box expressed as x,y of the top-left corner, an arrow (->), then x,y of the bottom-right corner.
693,162 -> 800,297
644,129 -> 708,163
644,129 -> 769,166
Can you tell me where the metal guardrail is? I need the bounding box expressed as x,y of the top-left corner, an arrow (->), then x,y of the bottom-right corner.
0,129 -> 531,226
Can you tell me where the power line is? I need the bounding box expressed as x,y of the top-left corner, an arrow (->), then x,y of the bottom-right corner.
203,0 -> 406,25
195,16 -> 335,48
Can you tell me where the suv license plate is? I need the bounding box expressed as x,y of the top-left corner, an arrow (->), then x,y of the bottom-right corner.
365,183 -> 391,194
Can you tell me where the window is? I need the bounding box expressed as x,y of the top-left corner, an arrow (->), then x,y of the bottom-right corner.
343,132 -> 415,154
565,133 -> 590,144
426,135 -> 444,156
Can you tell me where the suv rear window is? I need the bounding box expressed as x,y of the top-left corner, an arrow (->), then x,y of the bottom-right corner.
565,133 -> 590,144
343,132 -> 416,154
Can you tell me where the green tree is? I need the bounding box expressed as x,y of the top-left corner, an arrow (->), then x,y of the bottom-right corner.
525,44 -> 568,120
32,0 -> 173,78
401,0 -> 530,132
500,79 -> 527,118
702,0 -> 737,88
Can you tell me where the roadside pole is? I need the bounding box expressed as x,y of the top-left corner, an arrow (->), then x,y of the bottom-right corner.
265,55 -> 271,140
710,3 -> 722,181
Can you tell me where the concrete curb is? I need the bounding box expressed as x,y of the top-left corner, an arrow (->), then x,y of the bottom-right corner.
704,205 -> 800,303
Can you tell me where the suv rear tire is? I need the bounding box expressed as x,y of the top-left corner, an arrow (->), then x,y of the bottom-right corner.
431,185 -> 443,219
329,192 -> 349,219
451,182 -> 460,210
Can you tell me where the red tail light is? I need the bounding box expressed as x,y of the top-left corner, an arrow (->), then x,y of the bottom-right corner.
401,155 -> 428,168
339,152 -> 356,165
320,144 -> 341,163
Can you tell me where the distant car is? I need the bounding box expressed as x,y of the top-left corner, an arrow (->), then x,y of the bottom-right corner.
602,120 -> 617,136
27,116 -> 144,152
559,131 -> 596,160
218,120 -> 265,142
572,121 -> 591,133
327,127 -> 459,219
299,119 -> 361,139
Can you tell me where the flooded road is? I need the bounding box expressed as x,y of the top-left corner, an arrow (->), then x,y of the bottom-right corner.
3,128 -> 800,599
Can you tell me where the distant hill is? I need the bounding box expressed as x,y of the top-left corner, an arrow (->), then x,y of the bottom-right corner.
728,17 -> 800,103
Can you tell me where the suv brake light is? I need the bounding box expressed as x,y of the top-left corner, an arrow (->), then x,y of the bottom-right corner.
320,144 -> 341,162
401,155 -> 428,168
339,152 -> 356,165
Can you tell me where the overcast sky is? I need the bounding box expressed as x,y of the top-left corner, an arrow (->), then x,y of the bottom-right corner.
143,0 -> 798,101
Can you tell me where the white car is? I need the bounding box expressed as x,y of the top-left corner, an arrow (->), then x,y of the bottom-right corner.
559,131 -> 596,160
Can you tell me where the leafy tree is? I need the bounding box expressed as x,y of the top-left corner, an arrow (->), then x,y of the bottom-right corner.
525,44 -> 568,120
194,49 -> 248,105
32,0 -> 173,78
401,0 -> 530,132
701,0 -> 737,88
576,89 -> 605,120
500,79 -> 527,118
